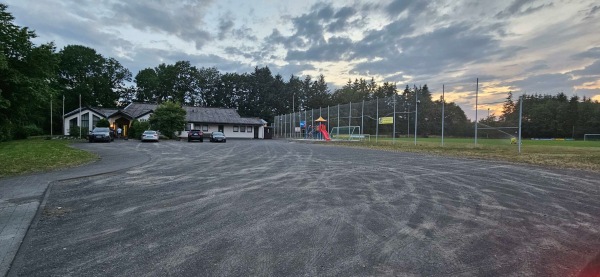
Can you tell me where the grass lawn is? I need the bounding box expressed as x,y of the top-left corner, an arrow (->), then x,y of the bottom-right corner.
328,137 -> 600,172
0,138 -> 97,178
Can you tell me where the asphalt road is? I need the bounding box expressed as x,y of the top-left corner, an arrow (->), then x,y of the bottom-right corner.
7,139 -> 600,276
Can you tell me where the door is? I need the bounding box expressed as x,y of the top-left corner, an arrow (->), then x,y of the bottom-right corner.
218,125 -> 224,132
254,126 -> 259,139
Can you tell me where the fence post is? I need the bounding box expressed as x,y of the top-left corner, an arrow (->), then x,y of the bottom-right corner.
349,102 -> 352,137
361,100 -> 364,137
376,97 -> 379,143
414,88 -> 418,145
393,94 -> 396,144
442,84 -> 445,147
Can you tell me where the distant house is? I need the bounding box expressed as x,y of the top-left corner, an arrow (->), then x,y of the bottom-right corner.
63,103 -> 267,139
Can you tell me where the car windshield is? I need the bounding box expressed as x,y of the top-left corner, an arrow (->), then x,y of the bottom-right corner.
213,132 -> 223,136
93,128 -> 109,132
143,131 -> 156,135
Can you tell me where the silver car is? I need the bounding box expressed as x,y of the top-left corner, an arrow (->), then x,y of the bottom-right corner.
141,130 -> 159,142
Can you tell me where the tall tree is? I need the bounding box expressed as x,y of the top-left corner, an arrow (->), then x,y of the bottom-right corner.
58,45 -> 131,111
0,4 -> 58,139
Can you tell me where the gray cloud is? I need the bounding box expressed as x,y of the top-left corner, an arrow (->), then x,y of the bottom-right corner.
353,23 -> 508,76
218,17 -> 234,40
496,0 -> 554,19
286,36 -> 354,61
386,0 -> 430,18
108,0 -> 213,49
505,73 -> 576,93
572,47 -> 600,60
569,60 -> 600,76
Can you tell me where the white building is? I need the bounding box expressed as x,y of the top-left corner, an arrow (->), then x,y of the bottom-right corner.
63,103 -> 268,139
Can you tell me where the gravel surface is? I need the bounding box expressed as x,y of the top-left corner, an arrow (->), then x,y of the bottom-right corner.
8,139 -> 600,276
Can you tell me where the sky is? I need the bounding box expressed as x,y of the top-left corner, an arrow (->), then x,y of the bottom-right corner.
5,0 -> 600,120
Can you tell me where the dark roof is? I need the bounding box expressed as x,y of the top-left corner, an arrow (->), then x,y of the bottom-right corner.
64,107 -> 116,118
122,103 -> 155,118
183,106 -> 263,125
64,103 -> 263,125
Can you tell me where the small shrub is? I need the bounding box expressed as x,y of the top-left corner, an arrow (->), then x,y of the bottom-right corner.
13,126 -> 29,140
129,120 -> 150,140
23,124 -> 44,136
96,118 -> 110,127
68,126 -> 89,138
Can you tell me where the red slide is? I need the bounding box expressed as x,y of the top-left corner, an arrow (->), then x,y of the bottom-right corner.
318,124 -> 331,141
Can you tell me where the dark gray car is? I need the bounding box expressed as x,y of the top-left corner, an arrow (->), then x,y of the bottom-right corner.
88,127 -> 113,143
209,131 -> 226,143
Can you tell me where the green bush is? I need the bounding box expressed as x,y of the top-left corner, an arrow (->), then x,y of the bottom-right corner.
129,120 -> 150,140
23,124 -> 44,136
68,126 -> 89,138
13,126 -> 29,140
96,118 -> 110,127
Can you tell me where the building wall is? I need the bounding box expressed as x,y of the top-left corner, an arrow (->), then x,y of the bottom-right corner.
63,110 -> 103,135
179,123 -> 259,139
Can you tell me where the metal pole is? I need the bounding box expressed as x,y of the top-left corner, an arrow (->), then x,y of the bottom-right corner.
414,88 -> 418,145
361,100 -> 364,136
62,95 -> 65,135
78,94 -> 81,139
50,98 -> 53,137
376,97 -> 379,143
327,106 -> 330,133
475,78 -> 478,145
337,104 -> 340,136
518,95 -> 523,154
442,84 -> 445,147
393,94 -> 396,144
292,93 -> 295,138
348,102 -> 352,138
312,109 -> 314,139
284,114 -> 287,138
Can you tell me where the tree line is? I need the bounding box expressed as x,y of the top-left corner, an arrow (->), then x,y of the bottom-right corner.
482,92 -> 600,138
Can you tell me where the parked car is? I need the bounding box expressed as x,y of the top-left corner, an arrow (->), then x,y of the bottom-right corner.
141,130 -> 159,142
88,127 -> 113,143
210,131 -> 226,143
188,130 -> 203,142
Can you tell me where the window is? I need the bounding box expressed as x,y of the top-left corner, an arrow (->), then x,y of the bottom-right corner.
240,126 -> 246,132
233,126 -> 239,132
81,113 -> 89,128
248,126 -> 253,133
69,118 -> 77,127
202,125 -> 208,132
185,123 -> 192,131
93,115 -> 101,127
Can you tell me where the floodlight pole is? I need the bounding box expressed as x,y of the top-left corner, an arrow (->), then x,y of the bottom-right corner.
442,84 -> 445,147
348,102 -> 352,138
518,95 -> 523,154
376,97 -> 379,143
475,78 -> 478,145
414,87 -> 418,145
292,93 -> 295,138
50,98 -> 53,137
393,94 -> 396,144
361,100 -> 364,137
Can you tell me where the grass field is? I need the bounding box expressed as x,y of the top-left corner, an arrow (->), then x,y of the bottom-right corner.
328,137 -> 600,172
0,138 -> 97,178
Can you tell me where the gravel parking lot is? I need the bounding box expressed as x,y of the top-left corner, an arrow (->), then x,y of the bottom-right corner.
8,139 -> 600,276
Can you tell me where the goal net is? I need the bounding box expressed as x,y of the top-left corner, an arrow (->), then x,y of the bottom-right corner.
584,134 -> 600,141
330,126 -> 362,141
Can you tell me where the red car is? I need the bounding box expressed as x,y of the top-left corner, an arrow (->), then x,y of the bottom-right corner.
188,130 -> 203,142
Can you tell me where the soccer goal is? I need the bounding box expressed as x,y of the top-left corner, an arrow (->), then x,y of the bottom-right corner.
330,126 -> 362,141
584,134 -> 600,141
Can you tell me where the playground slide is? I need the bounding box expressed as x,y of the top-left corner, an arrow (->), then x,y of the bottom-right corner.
320,129 -> 331,141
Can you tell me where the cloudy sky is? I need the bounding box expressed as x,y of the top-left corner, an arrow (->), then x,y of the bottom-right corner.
5,0 -> 600,119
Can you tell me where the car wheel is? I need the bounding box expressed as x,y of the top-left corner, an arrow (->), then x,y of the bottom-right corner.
88,139 -> 92,143
200,139 -> 203,142
188,138 -> 191,142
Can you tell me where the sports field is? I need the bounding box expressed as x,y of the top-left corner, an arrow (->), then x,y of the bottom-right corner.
328,137 -> 600,172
